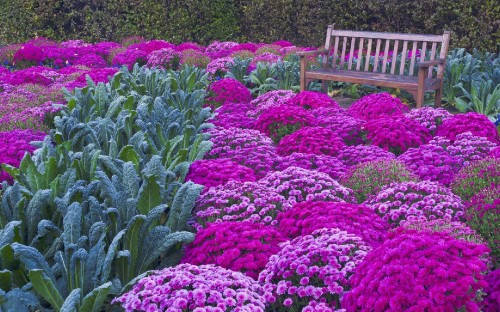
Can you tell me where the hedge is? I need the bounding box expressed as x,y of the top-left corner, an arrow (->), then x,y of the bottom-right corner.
0,0 -> 498,51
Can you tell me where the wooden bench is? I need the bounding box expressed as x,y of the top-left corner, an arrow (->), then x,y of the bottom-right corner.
298,26 -> 451,108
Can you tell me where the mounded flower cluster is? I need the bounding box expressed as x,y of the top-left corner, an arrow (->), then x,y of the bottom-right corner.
193,180 -> 287,230
113,264 -> 267,312
364,116 -> 431,155
464,185 -> 500,267
206,78 -> 252,109
405,106 -> 452,135
146,48 -> 181,70
445,132 -> 498,166
451,157 -> 500,200
259,228 -> 371,312
212,102 -> 257,129
205,41 -> 239,59
286,91 -> 340,110
315,114 -> 364,145
259,166 -> 355,205
180,49 -> 211,68
348,92 -> 409,120
186,159 -> 257,188
206,57 -> 235,78
277,127 -> 345,156
337,145 -> 395,167
364,180 -> 465,226
255,105 -> 314,144
0,129 -> 46,183
207,127 -> 274,159
489,146 -> 500,158
342,229 -> 490,311
182,222 -> 286,279
435,112 -> 499,143
397,144 -> 462,185
341,159 -> 419,203
400,219 -> 484,244
483,269 -> 500,312
277,201 -> 389,246
112,48 -> 148,69
247,90 -> 296,118
277,152 -> 347,180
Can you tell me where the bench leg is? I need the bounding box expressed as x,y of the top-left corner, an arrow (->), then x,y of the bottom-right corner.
321,80 -> 328,93
300,56 -> 307,92
415,88 -> 425,109
434,88 -> 443,107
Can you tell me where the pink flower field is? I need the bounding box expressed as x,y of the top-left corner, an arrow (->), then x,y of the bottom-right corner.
0,37 -> 499,311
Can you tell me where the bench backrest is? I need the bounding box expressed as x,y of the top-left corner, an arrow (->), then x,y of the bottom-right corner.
323,25 -> 450,78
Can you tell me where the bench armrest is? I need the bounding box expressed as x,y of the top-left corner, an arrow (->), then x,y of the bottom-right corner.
296,49 -> 328,57
417,59 -> 445,68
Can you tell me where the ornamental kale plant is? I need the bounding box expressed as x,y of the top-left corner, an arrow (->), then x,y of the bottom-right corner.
206,78 -> 252,109
278,152 -> 347,180
405,107 -> 452,135
337,145 -> 395,167
259,166 -> 355,205
193,180 -> 287,230
364,181 -> 465,227
255,105 -> 314,144
286,90 -> 340,110
277,127 -> 345,156
182,221 -> 286,279
451,158 -> 500,200
398,144 -> 462,186
277,201 -> 389,246
342,229 -> 490,311
348,92 -> 409,120
247,89 -> 296,118
436,112 -> 499,143
113,264 -> 267,312
465,185 -> 500,267
259,228 -> 371,311
364,116 -> 432,155
341,159 -> 419,203
185,159 -> 257,188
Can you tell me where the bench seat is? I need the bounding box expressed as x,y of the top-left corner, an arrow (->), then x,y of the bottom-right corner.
305,69 -> 442,91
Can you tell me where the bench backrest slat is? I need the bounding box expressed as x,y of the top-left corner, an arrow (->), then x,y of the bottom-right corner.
325,25 -> 450,78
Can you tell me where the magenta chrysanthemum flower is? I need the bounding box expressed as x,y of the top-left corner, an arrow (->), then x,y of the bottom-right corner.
342,229 -> 490,311
182,221 -> 286,279
348,92 -> 409,120
436,112 -> 499,143
259,228 -> 371,312
483,269 -> 500,312
277,127 -> 345,156
451,158 -> 500,200
277,201 -> 389,246
247,90 -> 296,118
255,105 -> 314,144
444,132 -> 498,166
365,180 -> 465,226
186,159 -> 257,188
206,78 -> 252,109
286,91 -> 341,110
278,152 -> 347,180
315,114 -> 364,145
337,145 -> 395,167
113,264 -> 266,312
405,106 -> 452,135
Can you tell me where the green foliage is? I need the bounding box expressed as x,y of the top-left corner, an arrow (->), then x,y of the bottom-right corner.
0,66 -> 212,310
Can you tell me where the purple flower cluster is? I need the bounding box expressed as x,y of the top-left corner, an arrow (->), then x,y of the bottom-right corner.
364,116 -> 431,155
400,219 -> 484,244
436,112 -> 499,143
343,229 -> 490,311
286,91 -> 340,110
451,157 -> 500,200
186,159 -> 257,189
181,49 -> 211,68
337,145 -> 395,167
348,92 -> 409,120
255,105 -> 314,144
277,152 -> 347,180
483,269 -> 500,312
489,146 -> 500,159
193,181 -> 287,229
0,129 -> 46,183
206,78 -> 252,109
445,132 -> 497,166
277,127 -> 345,157
113,264 -> 266,312
259,166 -> 355,205
259,228 -> 371,312
341,159 -> 419,203
405,106 -> 452,135
212,102 -> 257,129
315,114 -> 364,145
112,48 -> 148,69
247,90 -> 295,118
182,222 -> 286,279
146,48 -> 181,70
206,57 -> 235,78
277,201 -> 389,246
365,180 -> 465,226
398,144 -> 462,185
